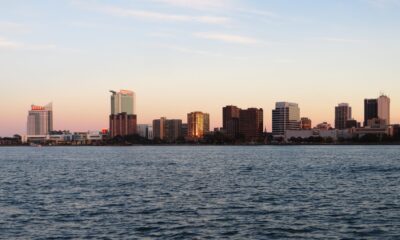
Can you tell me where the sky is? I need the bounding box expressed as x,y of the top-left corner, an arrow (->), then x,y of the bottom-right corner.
1,0 -> 400,136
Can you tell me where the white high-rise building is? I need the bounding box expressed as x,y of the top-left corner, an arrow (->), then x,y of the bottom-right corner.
272,102 -> 301,135
377,95 -> 390,126
110,90 -> 136,115
27,103 -> 53,135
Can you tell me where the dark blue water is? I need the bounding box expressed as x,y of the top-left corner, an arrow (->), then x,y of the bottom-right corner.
0,146 -> 400,239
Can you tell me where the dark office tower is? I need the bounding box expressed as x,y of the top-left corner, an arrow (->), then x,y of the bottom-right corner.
272,102 -> 301,135
223,105 -> 240,137
301,117 -> 312,130
109,113 -> 137,138
239,108 -> 263,141
335,103 -> 352,130
165,119 -> 182,142
364,99 -> 378,127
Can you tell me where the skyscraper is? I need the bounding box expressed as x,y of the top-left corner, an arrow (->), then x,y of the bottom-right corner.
110,90 -> 136,115
364,99 -> 378,127
335,103 -> 352,130
239,108 -> 263,141
223,105 -> 240,137
27,103 -> 53,135
272,102 -> 301,135
377,95 -> 390,126
153,117 -> 166,140
109,90 -> 137,137
187,112 -> 210,139
153,118 -> 183,142
364,95 -> 390,127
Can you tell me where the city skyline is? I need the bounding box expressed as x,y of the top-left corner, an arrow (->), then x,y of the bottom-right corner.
1,0 -> 400,136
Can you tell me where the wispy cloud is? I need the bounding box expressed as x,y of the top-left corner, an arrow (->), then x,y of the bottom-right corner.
366,0 -> 400,7
152,0 -> 231,10
163,44 -> 223,57
194,32 -> 260,45
0,36 -> 57,50
73,1 -> 230,25
321,37 -> 365,43
0,21 -> 30,34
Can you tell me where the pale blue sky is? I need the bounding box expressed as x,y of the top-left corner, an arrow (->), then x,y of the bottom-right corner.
1,0 -> 400,136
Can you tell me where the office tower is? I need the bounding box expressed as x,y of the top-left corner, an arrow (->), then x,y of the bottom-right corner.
110,90 -> 136,115
187,112 -> 210,139
165,119 -> 183,142
377,95 -> 390,125
335,103 -> 352,130
109,90 -> 137,137
239,108 -> 263,141
301,117 -> 312,130
272,102 -> 300,135
109,113 -> 137,137
364,99 -> 378,127
223,105 -> 240,137
27,103 -> 53,135
153,118 -> 183,142
153,117 -> 166,139
364,95 -> 390,127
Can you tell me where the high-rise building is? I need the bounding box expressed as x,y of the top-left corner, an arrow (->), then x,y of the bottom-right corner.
165,119 -> 183,142
110,90 -> 136,115
377,95 -> 390,126
223,105 -> 240,137
109,90 -> 137,137
335,103 -> 352,130
272,102 -> 300,135
153,118 -> 182,142
27,103 -> 53,135
153,117 -> 166,140
109,113 -> 137,138
301,117 -> 312,130
364,99 -> 378,127
187,112 -> 210,139
239,108 -> 263,141
364,95 -> 390,127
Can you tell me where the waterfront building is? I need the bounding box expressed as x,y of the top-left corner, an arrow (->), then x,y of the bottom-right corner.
27,103 -> 53,135
364,95 -> 390,127
153,118 -> 183,142
315,122 -> 333,130
165,119 -> 182,142
239,108 -> 264,141
272,102 -> 301,136
301,117 -> 312,130
285,129 -> 338,142
223,105 -> 240,137
110,90 -> 136,115
181,124 -> 188,138
109,90 -> 137,137
153,117 -> 166,140
377,95 -> 390,126
346,119 -> 360,129
187,112 -> 210,139
335,103 -> 352,130
109,113 -> 137,137
137,124 -> 151,139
